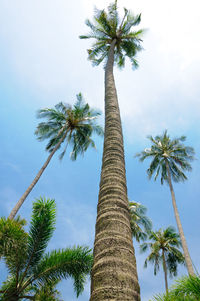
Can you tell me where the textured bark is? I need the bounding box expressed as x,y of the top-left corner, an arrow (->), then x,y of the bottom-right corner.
8,129 -> 68,220
162,249 -> 168,293
165,160 -> 195,276
90,40 -> 140,300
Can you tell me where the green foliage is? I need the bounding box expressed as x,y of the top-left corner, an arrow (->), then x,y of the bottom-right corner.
34,280 -> 63,301
0,216 -> 28,276
129,201 -> 152,242
27,197 -> 56,271
150,275 -> 200,301
140,227 -> 185,277
35,93 -> 103,160
136,130 -> 195,185
0,198 -> 93,300
171,275 -> 200,299
80,1 -> 144,69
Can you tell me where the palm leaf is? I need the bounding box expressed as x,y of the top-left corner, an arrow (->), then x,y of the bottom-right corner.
33,247 -> 93,297
25,198 -> 56,273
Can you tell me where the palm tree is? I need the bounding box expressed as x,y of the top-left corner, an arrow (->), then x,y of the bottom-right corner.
129,201 -> 152,242
0,198 -> 93,300
80,1 -> 144,299
140,226 -> 185,293
136,130 -> 195,276
8,93 -> 103,219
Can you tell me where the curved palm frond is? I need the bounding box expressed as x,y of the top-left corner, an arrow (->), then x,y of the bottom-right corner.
150,275 -> 200,301
171,275 -> 200,299
28,246 -> 92,297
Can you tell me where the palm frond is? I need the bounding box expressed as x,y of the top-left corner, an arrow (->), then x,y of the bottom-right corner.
171,275 -> 200,298
25,198 -> 56,273
150,275 -> 200,301
33,247 -> 93,297
0,217 -> 28,274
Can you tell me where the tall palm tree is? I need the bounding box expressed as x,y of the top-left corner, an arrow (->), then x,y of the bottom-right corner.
0,198 -> 93,300
8,93 -> 103,219
129,201 -> 152,242
140,227 -> 185,293
136,130 -> 195,276
80,1 -> 144,299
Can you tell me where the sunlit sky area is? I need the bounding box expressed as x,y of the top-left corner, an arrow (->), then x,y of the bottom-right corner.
0,0 -> 200,300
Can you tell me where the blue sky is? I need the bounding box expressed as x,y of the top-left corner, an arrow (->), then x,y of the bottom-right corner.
0,0 -> 200,300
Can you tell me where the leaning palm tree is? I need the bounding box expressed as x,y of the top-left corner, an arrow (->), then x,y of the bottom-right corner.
0,198 -> 93,300
136,130 -> 195,276
80,1 -> 144,299
8,93 -> 103,219
140,226 -> 185,293
129,201 -> 152,242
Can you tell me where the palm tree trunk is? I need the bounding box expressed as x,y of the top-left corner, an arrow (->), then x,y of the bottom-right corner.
162,249 -> 168,293
90,39 -> 140,301
8,129 -> 68,220
165,159 -> 195,276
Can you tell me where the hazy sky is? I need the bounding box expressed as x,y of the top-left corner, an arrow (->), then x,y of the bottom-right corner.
0,0 -> 200,300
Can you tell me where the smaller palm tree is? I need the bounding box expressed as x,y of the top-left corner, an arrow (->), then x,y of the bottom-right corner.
0,198 -> 93,300
8,93 -> 103,219
140,226 -> 185,293
129,201 -> 152,242
136,130 -> 195,276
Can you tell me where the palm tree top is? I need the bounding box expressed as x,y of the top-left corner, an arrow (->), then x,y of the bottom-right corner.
80,0 -> 144,68
141,226 -> 185,277
136,130 -> 195,184
148,226 -> 182,250
35,93 -> 103,161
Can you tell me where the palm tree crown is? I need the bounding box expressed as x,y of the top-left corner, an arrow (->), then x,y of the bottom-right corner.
141,226 -> 185,292
8,94 -> 103,220
1,198 -> 93,300
80,0 -> 144,68
36,93 -> 103,160
136,130 -> 195,184
129,201 -> 152,242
